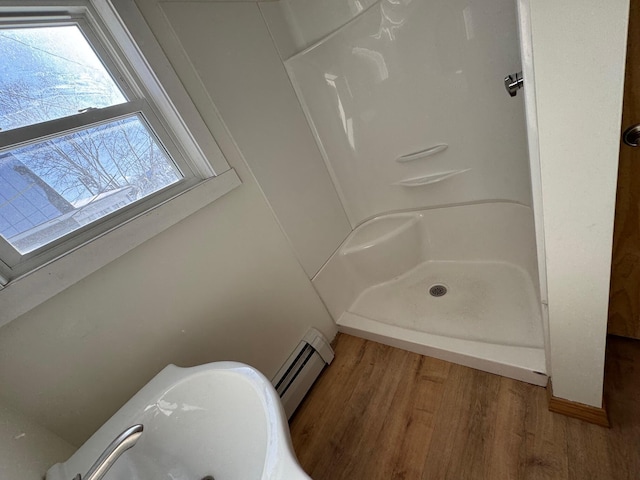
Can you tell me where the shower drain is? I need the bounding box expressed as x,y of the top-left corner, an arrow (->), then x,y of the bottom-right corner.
429,284 -> 448,297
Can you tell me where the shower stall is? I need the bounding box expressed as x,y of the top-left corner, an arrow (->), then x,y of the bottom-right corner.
263,0 -> 546,384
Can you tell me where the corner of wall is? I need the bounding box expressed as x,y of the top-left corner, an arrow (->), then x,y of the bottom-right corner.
0,400 -> 75,480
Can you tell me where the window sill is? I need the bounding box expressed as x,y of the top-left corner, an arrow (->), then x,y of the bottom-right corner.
0,168 -> 241,328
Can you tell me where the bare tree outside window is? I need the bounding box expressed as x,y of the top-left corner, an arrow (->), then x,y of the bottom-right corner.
0,25 -> 182,253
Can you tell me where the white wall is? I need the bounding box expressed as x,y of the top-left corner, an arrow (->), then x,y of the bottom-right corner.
0,401 -> 75,480
262,0 -> 379,57
152,0 -> 351,278
529,0 -> 629,407
0,0 -> 337,449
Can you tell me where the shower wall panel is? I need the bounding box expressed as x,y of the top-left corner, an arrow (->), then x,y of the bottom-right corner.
284,0 -> 531,226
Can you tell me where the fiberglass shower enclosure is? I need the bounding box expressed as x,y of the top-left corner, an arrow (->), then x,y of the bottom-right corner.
272,0 -> 545,384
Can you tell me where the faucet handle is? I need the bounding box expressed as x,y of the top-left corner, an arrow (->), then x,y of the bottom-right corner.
504,71 -> 524,97
73,424 -> 143,480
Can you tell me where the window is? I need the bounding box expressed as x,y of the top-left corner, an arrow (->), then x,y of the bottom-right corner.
0,1 -> 237,289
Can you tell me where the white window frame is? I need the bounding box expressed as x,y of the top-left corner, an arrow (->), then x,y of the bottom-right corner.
0,0 -> 241,326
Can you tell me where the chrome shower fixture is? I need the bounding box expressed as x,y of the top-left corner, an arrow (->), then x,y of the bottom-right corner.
504,71 -> 524,97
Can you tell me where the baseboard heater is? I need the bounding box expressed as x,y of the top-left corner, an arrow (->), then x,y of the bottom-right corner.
272,328 -> 334,419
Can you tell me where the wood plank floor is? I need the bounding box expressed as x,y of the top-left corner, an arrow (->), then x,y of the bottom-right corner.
289,334 -> 640,480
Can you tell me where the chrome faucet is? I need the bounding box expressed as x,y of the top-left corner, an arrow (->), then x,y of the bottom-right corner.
73,424 -> 143,480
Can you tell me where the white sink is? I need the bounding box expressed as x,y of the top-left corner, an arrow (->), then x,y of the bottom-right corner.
46,362 -> 311,480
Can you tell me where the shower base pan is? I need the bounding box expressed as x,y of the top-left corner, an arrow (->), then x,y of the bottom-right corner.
313,203 -> 547,386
